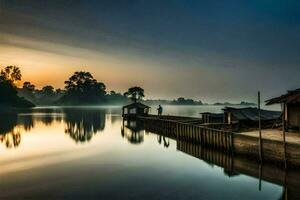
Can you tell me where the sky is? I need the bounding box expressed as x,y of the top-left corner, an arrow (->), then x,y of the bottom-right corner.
0,0 -> 299,103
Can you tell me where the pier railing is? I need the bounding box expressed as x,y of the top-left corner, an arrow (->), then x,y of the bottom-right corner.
139,116 -> 234,152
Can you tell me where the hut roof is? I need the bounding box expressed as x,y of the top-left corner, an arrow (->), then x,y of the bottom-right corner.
223,107 -> 281,121
266,88 -> 300,105
123,102 -> 150,109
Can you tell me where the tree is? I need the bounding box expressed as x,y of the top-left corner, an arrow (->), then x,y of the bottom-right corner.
18,81 -> 36,102
64,71 -> 93,92
106,90 -> 127,104
55,88 -> 64,95
60,71 -> 106,104
41,85 -> 55,96
0,66 -> 34,107
22,81 -> 35,93
0,66 -> 21,84
124,86 -> 145,102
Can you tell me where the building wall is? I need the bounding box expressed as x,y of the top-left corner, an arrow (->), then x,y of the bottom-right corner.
287,104 -> 300,129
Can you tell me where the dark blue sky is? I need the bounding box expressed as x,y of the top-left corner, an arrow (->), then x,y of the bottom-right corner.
0,0 -> 299,102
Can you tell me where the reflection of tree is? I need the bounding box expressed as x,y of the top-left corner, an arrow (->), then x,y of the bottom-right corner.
0,111 -> 18,135
0,109 -> 62,149
0,129 -> 21,148
18,115 -> 34,131
64,109 -> 105,143
0,112 -> 21,148
32,108 -> 63,126
0,108 -> 107,147
121,119 -> 145,144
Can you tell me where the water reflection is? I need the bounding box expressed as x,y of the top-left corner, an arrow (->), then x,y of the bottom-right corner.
0,107 -> 292,199
129,119 -> 299,200
176,140 -> 300,199
157,135 -> 170,148
0,112 -> 21,148
0,108 -> 107,147
121,119 -> 145,144
64,109 -> 105,143
0,128 -> 21,148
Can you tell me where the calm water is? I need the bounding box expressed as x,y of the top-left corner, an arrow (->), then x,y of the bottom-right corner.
0,106 -> 286,199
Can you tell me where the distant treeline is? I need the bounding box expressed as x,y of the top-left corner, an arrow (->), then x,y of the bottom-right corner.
144,99 -> 256,106
213,101 -> 256,106
0,66 -> 255,108
144,97 -> 203,105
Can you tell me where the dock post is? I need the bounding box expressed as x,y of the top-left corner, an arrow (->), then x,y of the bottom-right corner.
282,103 -> 287,168
258,91 -> 263,162
176,122 -> 179,139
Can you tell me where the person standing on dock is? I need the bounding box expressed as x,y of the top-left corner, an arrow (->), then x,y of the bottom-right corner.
157,105 -> 163,116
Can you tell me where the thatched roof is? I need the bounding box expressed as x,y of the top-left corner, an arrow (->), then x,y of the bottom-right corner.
223,107 -> 281,121
266,88 -> 300,105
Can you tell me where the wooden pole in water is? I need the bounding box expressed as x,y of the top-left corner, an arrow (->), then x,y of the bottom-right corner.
258,163 -> 262,191
282,103 -> 287,168
258,91 -> 263,162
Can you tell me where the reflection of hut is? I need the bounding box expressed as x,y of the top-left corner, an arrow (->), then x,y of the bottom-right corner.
201,112 -> 224,123
223,107 -> 281,127
121,119 -> 145,144
266,89 -> 300,131
122,102 -> 150,119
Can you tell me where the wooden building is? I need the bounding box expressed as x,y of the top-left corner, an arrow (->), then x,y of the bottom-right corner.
266,88 -> 300,131
223,107 -> 281,128
122,102 -> 150,119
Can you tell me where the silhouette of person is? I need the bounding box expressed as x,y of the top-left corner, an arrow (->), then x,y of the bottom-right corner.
157,105 -> 163,116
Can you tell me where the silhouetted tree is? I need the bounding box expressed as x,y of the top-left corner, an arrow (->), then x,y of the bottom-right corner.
106,90 -> 128,104
0,66 -> 21,84
55,88 -> 64,95
21,85 -> 64,105
23,81 -> 35,92
124,86 -> 144,103
0,66 -> 34,107
171,97 -> 203,105
41,85 -> 55,96
18,81 -> 36,103
60,71 -> 106,104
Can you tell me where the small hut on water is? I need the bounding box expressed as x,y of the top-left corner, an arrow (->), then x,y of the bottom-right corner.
122,102 -> 150,119
266,88 -> 300,131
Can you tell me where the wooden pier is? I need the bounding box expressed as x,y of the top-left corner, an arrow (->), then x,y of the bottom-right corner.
137,114 -> 300,168
141,115 -> 234,152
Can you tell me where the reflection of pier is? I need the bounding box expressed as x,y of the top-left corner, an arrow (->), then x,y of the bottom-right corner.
122,116 -> 300,199
177,140 -> 234,175
177,140 -> 300,200
139,115 -> 300,167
